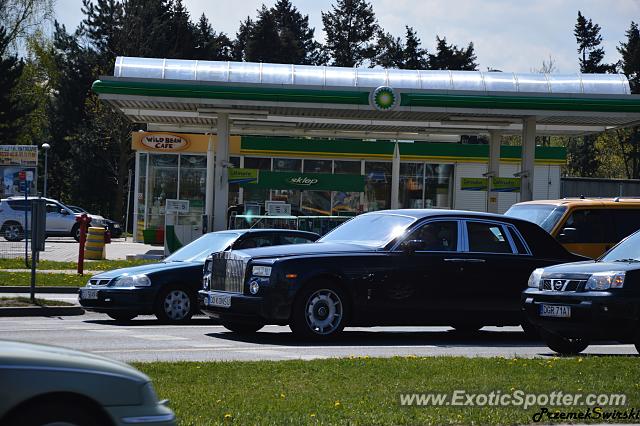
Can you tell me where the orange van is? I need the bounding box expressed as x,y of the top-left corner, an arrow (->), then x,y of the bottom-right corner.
505,198 -> 640,258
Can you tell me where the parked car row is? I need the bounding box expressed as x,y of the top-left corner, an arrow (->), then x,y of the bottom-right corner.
0,196 -> 123,241
79,200 -> 640,356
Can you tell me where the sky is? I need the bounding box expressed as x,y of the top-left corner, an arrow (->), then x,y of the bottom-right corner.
54,0 -> 639,73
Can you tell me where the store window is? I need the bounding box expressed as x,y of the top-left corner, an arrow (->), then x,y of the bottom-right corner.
179,154 -> 206,222
243,157 -> 271,204
228,156 -> 240,206
400,163 -> 425,209
364,161 -> 391,211
136,153 -> 147,233
301,159 -> 331,216
272,158 -> 301,208
425,164 -> 453,208
332,160 -> 361,215
147,154 -> 178,230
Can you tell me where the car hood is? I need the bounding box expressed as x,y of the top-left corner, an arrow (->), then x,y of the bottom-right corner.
235,241 -> 378,260
0,340 -> 149,383
91,261 -> 200,279
543,260 -> 640,277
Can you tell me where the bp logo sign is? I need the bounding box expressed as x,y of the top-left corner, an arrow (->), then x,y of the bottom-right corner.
370,86 -> 398,111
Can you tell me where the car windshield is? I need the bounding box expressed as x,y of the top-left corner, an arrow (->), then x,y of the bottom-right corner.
504,205 -> 566,232
600,230 -> 640,262
164,232 -> 240,262
318,213 -> 416,247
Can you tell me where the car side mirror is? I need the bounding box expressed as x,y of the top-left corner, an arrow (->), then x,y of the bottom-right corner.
60,209 -> 69,215
558,227 -> 577,242
400,239 -> 423,253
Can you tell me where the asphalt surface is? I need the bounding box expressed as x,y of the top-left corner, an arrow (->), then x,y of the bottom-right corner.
1,310 -> 636,362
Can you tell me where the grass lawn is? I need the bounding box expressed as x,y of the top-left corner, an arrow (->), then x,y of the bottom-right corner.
0,258 -> 156,271
0,296 -> 74,307
0,271 -> 92,287
136,357 -> 640,425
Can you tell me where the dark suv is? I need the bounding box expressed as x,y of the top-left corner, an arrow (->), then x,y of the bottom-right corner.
523,229 -> 640,355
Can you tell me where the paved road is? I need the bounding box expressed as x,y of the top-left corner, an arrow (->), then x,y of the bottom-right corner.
1,312 -> 636,362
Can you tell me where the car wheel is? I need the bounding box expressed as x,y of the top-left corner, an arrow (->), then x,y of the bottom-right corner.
290,281 -> 348,340
541,329 -> 589,355
221,322 -> 264,334
107,312 -> 137,322
155,286 -> 194,323
2,221 -> 23,242
5,400 -> 104,426
452,324 -> 483,333
72,223 -> 80,242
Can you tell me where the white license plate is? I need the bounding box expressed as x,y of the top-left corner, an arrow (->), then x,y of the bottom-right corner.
81,289 -> 98,300
208,293 -> 231,308
540,304 -> 571,318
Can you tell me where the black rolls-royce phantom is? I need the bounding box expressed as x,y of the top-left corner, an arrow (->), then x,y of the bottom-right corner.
199,209 -> 583,339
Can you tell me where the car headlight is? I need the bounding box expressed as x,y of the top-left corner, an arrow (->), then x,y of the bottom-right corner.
528,268 -> 544,289
112,274 -> 151,288
252,265 -> 272,277
585,271 -> 625,291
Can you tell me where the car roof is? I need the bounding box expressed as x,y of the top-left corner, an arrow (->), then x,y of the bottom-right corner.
512,198 -> 640,207
364,208 -> 516,221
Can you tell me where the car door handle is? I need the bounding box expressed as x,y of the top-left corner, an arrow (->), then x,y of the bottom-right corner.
444,258 -> 486,263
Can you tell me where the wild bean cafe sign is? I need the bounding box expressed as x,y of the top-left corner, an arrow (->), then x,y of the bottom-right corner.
233,169 -> 365,192
141,134 -> 190,151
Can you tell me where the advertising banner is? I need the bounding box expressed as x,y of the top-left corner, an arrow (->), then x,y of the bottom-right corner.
0,145 -> 38,166
460,177 -> 488,191
492,177 -> 521,193
228,168 -> 259,184
240,171 -> 365,192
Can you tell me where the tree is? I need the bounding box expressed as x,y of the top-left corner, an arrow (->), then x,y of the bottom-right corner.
322,0 -> 378,67
372,30 -> 404,68
194,14 -> 233,61
120,0 -> 173,57
0,25 -> 30,143
0,0 -> 54,53
244,5 -> 281,63
166,0 -> 196,59
428,36 -> 477,70
618,21 -> 640,93
272,0 -> 324,64
233,16 -> 253,61
532,55 -> 558,74
574,11 -> 615,73
403,26 -> 428,70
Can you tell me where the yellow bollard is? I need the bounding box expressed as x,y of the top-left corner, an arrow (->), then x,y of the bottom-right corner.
84,227 -> 106,260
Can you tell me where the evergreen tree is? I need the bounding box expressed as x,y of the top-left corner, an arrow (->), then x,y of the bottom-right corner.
574,11 -> 615,73
166,0 -> 196,59
244,5 -> 282,63
372,30 -> 404,68
233,16 -> 253,61
80,0 -> 123,65
194,14 -> 233,61
428,36 -> 477,70
0,26 -> 30,143
403,26 -> 428,70
272,0 -> 323,64
120,0 -> 172,57
322,0 -> 378,67
618,21 -> 640,93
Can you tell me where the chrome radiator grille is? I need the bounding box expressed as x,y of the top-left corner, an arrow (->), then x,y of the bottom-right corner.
211,252 -> 248,293
542,279 -> 587,292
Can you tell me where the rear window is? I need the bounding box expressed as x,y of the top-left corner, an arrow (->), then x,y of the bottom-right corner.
6,200 -> 30,211
611,210 -> 640,242
281,235 -> 316,245
505,204 -> 566,233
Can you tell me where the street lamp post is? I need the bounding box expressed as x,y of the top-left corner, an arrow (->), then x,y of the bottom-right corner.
41,143 -> 50,197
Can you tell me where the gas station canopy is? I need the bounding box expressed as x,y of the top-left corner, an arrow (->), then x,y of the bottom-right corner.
93,57 -> 640,230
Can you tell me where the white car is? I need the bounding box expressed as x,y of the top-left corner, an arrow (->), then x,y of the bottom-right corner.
0,197 -> 106,241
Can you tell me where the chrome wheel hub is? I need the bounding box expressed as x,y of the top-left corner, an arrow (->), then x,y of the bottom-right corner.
305,289 -> 343,335
163,289 -> 190,320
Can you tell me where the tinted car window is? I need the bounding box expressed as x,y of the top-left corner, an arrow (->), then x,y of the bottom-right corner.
612,210 -> 640,242
403,221 -> 458,251
7,200 -> 29,211
557,209 -> 610,243
46,203 -> 60,214
281,235 -> 316,245
508,226 -> 529,254
235,235 -> 276,249
466,221 -> 513,254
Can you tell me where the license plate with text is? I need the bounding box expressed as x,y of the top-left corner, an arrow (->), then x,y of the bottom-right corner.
81,289 -> 98,300
208,293 -> 231,308
539,304 -> 571,318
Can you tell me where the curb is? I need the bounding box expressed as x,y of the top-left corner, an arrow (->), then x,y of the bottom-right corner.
0,287 -> 79,294
0,306 -> 85,317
